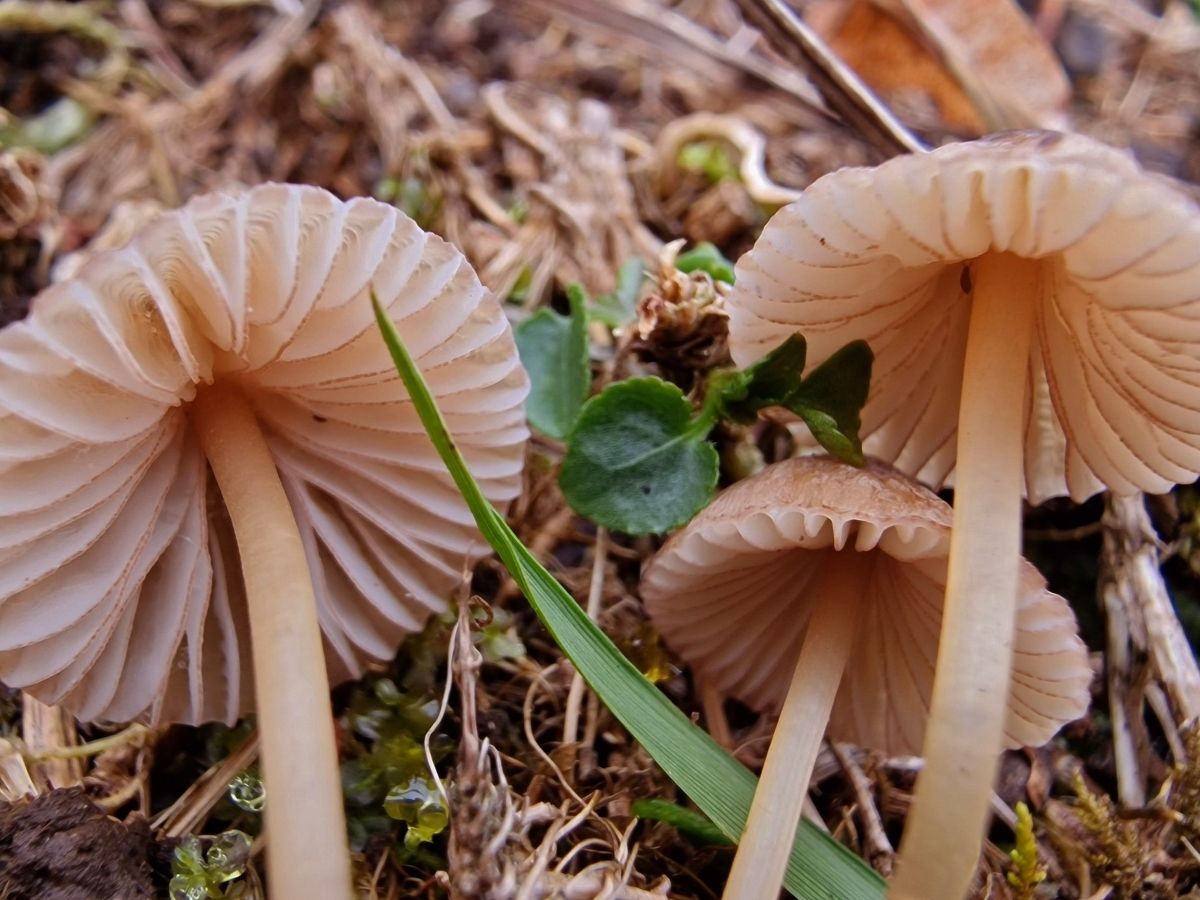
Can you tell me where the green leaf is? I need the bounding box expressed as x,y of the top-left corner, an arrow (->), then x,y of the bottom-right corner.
632,798 -> 734,846
785,340 -> 874,466
587,258 -> 645,329
372,294 -> 884,900
675,242 -> 735,285
514,286 -> 590,439
0,98 -> 94,154
716,333 -> 809,423
559,378 -> 718,535
677,141 -> 739,185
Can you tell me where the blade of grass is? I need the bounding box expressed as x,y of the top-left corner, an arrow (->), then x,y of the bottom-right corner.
373,293 -> 885,900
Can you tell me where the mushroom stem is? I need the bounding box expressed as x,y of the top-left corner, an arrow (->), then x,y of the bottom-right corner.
722,550 -> 865,899
191,384 -> 352,900
890,253 -> 1039,899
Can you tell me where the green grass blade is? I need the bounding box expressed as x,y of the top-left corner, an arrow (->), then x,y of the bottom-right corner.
372,294 -> 885,900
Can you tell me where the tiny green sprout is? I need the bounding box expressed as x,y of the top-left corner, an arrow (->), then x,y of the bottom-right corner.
228,770 -> 265,813
0,98 -> 94,154
506,195 -> 529,225
678,141 -> 739,185
514,284 -> 590,440
586,258 -> 646,330
1007,802 -> 1046,899
384,774 -> 449,850
674,242 -> 736,285
474,607 -> 526,664
169,831 -> 252,900
508,266 -> 534,303
372,176 -> 440,230
340,671 -> 452,854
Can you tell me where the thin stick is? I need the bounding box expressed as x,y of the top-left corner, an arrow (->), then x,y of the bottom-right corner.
191,384 -> 351,900
153,731 -> 260,837
21,696 -> 82,788
735,0 -> 927,157
562,529 -> 608,750
28,722 -> 148,762
831,741 -> 894,875
891,254 -> 1038,899
722,552 -> 865,898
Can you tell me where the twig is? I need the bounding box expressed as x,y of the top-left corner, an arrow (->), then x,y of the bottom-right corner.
831,742 -> 894,875
27,722 -> 149,763
1100,492 -> 1200,802
1146,682 -> 1187,765
514,0 -> 826,117
152,732 -> 261,837
734,0 -> 927,157
562,528 -> 609,751
0,739 -> 36,801
21,696 -> 82,789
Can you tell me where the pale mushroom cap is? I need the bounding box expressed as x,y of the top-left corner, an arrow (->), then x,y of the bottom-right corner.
640,457 -> 1092,754
0,184 -> 529,726
729,131 -> 1200,504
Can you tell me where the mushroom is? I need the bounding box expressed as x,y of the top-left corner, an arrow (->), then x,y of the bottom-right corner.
0,184 -> 529,897
725,131 -> 1200,897
640,455 -> 1091,899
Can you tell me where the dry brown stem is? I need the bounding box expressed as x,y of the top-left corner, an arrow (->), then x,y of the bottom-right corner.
1101,493 -> 1200,806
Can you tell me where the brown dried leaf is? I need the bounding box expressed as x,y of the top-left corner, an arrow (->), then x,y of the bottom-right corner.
810,0 -> 985,135
893,0 -> 1071,130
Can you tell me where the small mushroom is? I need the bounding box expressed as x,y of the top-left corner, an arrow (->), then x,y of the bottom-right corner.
0,184 -> 529,897
725,131 -> 1200,897
640,456 -> 1090,899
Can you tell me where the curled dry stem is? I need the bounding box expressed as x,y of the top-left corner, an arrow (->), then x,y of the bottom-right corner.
654,112 -> 804,207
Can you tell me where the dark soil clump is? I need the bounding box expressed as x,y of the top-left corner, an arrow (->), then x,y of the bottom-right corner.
0,788 -> 162,900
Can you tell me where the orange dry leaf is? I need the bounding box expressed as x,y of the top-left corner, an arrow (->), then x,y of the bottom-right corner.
809,0 -> 986,135
809,0 -> 1070,134
895,0 -> 1070,130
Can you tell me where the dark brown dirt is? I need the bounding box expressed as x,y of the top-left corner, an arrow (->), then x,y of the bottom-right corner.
0,788 -> 164,900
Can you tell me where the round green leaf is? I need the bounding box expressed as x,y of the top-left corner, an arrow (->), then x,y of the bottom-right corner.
560,378 -> 718,534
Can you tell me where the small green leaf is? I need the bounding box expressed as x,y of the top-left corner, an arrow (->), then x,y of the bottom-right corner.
678,141 -> 739,185
675,242 -> 735,285
514,286 -> 590,440
716,333 -> 809,423
587,258 -> 645,329
0,98 -> 94,154
560,378 -> 718,534
785,340 -> 873,466
633,798 -> 734,846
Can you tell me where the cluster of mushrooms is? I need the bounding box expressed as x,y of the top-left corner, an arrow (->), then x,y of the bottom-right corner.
1,130 -> 1199,900
645,130 -> 1200,899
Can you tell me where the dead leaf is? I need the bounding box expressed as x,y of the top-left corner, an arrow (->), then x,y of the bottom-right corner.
809,0 -> 1069,133
808,0 -> 986,135
892,0 -> 1071,130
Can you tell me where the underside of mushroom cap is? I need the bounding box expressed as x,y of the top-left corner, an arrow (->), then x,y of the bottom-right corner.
0,183 -> 529,726
640,457 -> 1092,754
728,131 -> 1200,504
